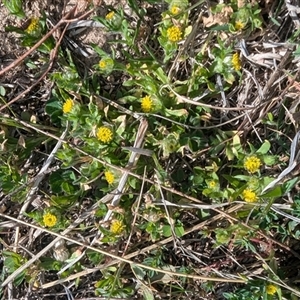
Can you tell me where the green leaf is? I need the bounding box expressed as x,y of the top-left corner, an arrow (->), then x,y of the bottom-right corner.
225,144 -> 235,160
224,72 -> 235,84
3,0 -> 25,18
86,250 -> 104,265
175,224 -> 185,237
114,115 -> 127,136
232,134 -> 242,152
49,172 -> 63,193
128,177 -> 137,189
153,67 -> 168,84
45,96 -> 62,124
262,155 -> 277,165
193,174 -> 204,185
256,140 -> 270,155
123,79 -> 137,87
171,167 -> 187,183
207,81 -> 215,91
131,264 -> 146,280
283,177 -> 299,194
0,85 -> 6,96
3,251 -> 27,286
61,181 -> 75,194
233,175 -> 252,181
50,195 -> 77,208
261,177 -> 274,188
26,211 -> 42,223
222,174 -> 240,187
5,25 -> 24,34
39,257 -> 63,271
162,225 -> 172,237
270,17 -> 280,26
215,229 -> 231,245
164,108 -> 188,117
91,43 -> 109,57
294,45 -> 300,57
140,283 -> 155,300
261,186 -> 283,198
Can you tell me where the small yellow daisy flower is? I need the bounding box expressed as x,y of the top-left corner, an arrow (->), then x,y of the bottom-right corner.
110,219 -> 125,235
105,11 -> 115,20
62,98 -> 74,114
235,20 -> 245,31
167,26 -> 182,42
242,189 -> 258,203
98,57 -> 114,73
244,156 -> 262,173
104,171 -> 114,185
208,180 -> 217,188
232,52 -> 241,71
266,284 -> 277,295
25,17 -> 39,34
170,5 -> 181,15
99,60 -> 107,69
141,95 -> 153,113
43,212 -> 57,227
97,126 -> 113,143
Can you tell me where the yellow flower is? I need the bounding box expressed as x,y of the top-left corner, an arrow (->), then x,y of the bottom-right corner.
110,219 -> 125,235
104,171 -> 114,185
167,26 -> 182,42
141,95 -> 153,113
105,11 -> 115,20
170,5 -> 181,15
62,98 -> 74,114
97,126 -> 113,143
242,189 -> 257,203
25,17 -> 39,34
244,156 -> 261,173
208,180 -> 217,188
43,213 -> 57,227
98,57 -> 114,73
232,52 -> 241,71
99,60 -> 107,69
266,284 -> 277,295
235,20 -> 245,31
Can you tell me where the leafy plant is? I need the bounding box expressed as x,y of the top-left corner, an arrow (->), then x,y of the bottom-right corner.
2,0 -> 300,299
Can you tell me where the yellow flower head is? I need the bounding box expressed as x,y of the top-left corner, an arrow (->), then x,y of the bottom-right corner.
97,126 -> 113,143
244,156 -> 261,173
98,57 -> 114,74
266,284 -> 277,295
43,212 -> 57,227
170,5 -> 181,15
105,11 -> 115,20
208,180 -> 217,188
167,26 -> 182,42
25,17 -> 39,34
63,98 -> 74,114
99,60 -> 107,69
242,189 -> 257,203
110,219 -> 125,235
235,20 -> 245,31
104,171 -> 114,185
141,95 -> 153,113
232,52 -> 241,71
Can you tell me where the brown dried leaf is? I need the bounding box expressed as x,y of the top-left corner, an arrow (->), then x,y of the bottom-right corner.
237,0 -> 246,8
203,6 -> 233,27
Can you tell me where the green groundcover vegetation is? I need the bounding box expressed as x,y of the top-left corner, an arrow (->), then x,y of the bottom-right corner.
1,0 -> 300,299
